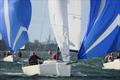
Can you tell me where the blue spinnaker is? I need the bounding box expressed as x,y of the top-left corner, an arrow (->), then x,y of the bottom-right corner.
78,0 -> 120,59
86,0 -> 101,36
0,0 -> 32,53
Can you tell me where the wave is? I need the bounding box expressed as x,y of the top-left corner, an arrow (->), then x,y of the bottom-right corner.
2,72 -> 23,76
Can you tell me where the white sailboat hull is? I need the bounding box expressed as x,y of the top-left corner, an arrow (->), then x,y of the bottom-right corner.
103,59 -> 120,70
22,60 -> 71,76
22,65 -> 40,76
3,55 -> 13,62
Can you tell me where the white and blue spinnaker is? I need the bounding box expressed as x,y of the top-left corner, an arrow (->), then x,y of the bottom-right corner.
0,0 -> 32,53
78,0 -> 120,59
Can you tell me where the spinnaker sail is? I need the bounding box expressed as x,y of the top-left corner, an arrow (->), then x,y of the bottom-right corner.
78,0 -> 120,59
0,0 -> 32,53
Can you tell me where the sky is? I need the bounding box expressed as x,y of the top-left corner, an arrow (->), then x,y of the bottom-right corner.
28,0 -> 55,42
0,0 -> 55,43
0,0 -> 89,43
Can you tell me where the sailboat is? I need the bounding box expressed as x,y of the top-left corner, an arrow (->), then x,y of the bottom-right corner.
1,0 -> 120,77
3,51 -> 14,62
22,0 -> 71,76
22,0 -> 90,76
1,0 -> 88,76
103,58 -> 120,70
3,46 -> 25,62
0,0 -> 31,62
78,0 -> 120,70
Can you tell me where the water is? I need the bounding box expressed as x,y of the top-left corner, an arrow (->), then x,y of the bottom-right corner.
0,51 -> 120,80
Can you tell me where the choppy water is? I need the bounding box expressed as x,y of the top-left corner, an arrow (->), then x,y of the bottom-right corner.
0,51 -> 120,80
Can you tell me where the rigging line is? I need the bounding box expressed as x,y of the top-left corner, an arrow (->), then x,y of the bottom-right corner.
26,28 -> 31,51
41,1 -> 54,52
66,51 -> 80,65
39,1 -> 46,42
40,3 -> 47,51
66,60 -> 78,65
35,0 -> 46,52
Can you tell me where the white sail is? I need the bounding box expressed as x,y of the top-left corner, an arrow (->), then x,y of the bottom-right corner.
0,33 -> 2,40
20,45 -> 25,49
48,0 -> 70,62
68,0 -> 90,51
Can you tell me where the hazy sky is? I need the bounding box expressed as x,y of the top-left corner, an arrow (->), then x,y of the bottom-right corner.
29,0 -> 89,43
28,0 -> 55,42
0,0 -> 55,42
0,0 -> 89,43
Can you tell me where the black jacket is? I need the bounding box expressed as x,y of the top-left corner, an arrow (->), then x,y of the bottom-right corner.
29,55 -> 41,65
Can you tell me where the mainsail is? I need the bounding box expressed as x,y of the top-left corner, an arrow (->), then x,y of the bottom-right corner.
68,0 -> 90,51
78,0 -> 120,59
48,0 -> 91,61
48,0 -> 70,62
0,0 -> 32,53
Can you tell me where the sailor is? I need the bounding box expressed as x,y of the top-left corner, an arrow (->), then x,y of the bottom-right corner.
116,53 -> 120,59
3,51 -> 7,57
48,51 -> 57,60
18,51 -> 22,58
16,51 -> 22,61
56,47 -> 61,60
104,53 -> 113,62
29,51 -> 42,65
4,51 -> 12,57
7,51 -> 12,56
